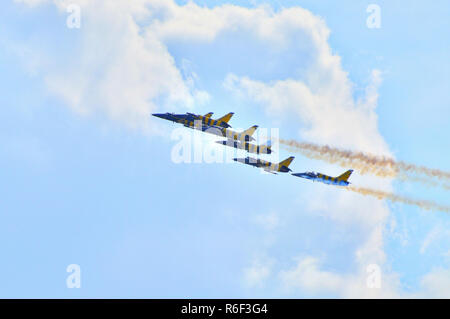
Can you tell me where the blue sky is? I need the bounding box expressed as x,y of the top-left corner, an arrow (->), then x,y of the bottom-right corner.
1,0 -> 449,298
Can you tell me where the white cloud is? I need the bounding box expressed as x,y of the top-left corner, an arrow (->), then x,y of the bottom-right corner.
224,69 -> 389,154
419,268 -> 450,298
280,256 -> 401,298
280,257 -> 344,295
420,225 -> 450,254
14,0 -> 48,7
14,0 -> 209,133
420,225 -> 441,254
148,0 -> 328,48
244,257 -> 273,288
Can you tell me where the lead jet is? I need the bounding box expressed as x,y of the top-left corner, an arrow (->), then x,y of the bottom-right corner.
152,112 -> 234,129
216,140 -> 273,154
153,112 -> 259,142
292,169 -> 353,186
233,156 -> 295,174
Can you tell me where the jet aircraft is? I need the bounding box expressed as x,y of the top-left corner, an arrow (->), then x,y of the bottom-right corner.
216,140 -> 273,154
218,125 -> 259,142
292,169 -> 353,186
233,156 -> 295,174
152,112 -> 234,129
153,112 -> 258,142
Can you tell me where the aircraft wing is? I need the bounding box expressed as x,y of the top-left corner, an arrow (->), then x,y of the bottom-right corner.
263,168 -> 277,174
292,173 -> 314,180
224,138 -> 242,145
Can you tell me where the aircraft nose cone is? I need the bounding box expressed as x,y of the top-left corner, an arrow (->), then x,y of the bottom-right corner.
152,113 -> 166,119
152,113 -> 176,121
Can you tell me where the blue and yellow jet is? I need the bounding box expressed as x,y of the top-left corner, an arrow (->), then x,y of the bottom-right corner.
219,125 -> 259,142
152,112 -> 234,129
153,112 -> 259,142
233,156 -> 295,174
292,169 -> 354,186
216,140 -> 272,154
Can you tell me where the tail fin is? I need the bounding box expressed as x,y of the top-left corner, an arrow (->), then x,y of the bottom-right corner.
279,156 -> 295,168
217,112 -> 234,123
204,112 -> 213,118
337,169 -> 353,181
242,125 -> 258,137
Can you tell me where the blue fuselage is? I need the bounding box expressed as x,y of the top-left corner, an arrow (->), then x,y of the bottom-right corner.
152,112 -> 230,129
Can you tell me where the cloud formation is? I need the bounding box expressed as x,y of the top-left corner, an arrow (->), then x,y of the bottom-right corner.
14,0 -> 208,132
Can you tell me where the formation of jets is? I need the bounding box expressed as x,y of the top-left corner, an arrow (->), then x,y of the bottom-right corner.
153,111 -> 353,186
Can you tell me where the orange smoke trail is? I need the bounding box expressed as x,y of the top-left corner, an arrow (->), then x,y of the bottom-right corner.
347,186 -> 450,213
399,174 -> 450,190
280,139 -> 450,185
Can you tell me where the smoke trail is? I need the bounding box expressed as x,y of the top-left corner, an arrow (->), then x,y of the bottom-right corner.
281,141 -> 397,177
280,139 -> 450,186
347,186 -> 450,214
400,175 -> 450,190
